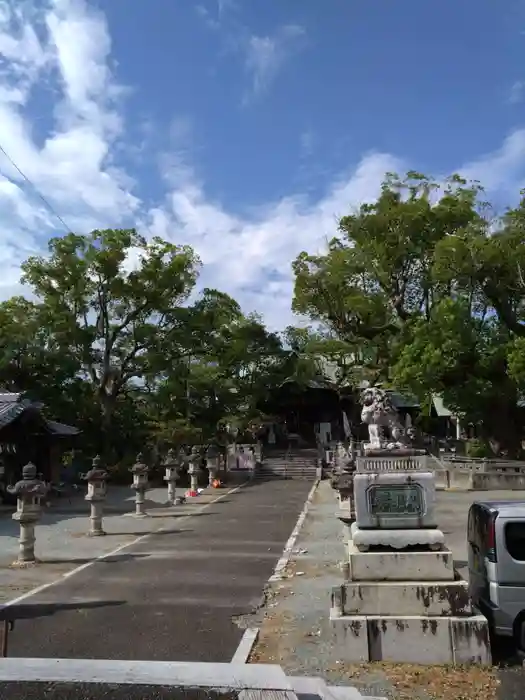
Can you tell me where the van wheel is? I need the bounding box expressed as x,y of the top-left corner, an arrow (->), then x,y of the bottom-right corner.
513,613 -> 525,653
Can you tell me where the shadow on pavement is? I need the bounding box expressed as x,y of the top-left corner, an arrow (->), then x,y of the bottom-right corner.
0,599 -> 126,622
103,527 -> 195,538
491,634 -> 524,668
41,512 -> 213,527
40,552 -> 151,565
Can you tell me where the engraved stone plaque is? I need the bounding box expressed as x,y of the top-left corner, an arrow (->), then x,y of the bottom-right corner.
353,471 -> 437,529
368,484 -> 423,516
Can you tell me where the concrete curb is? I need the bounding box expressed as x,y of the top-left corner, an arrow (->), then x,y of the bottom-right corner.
231,478 -> 321,665
269,479 -> 320,583
230,628 -> 259,664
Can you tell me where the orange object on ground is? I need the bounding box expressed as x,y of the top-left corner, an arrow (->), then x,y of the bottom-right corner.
212,479 -> 222,488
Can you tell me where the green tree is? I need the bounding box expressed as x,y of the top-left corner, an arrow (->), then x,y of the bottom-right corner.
292,171 -> 525,454
21,228 -> 200,454
293,173 -> 482,378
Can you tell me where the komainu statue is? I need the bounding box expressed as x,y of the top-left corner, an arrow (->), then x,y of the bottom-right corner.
360,387 -> 408,450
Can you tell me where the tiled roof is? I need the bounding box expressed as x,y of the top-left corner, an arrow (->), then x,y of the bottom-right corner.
0,396 -> 31,429
45,420 -> 81,436
386,390 -> 421,409
0,391 -> 80,435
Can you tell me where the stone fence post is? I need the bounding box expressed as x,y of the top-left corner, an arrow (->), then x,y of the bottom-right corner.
8,462 -> 48,566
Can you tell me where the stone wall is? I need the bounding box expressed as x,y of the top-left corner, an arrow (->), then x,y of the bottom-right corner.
433,459 -> 525,491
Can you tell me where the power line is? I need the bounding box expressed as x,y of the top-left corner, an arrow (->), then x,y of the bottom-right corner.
0,141 -> 72,234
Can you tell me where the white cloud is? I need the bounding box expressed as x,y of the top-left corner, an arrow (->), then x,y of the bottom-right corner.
509,80 -> 524,105
459,128 -> 525,194
243,24 -> 305,101
0,0 -> 139,290
146,151 -> 405,328
299,129 -> 315,159
1,1 -> 525,332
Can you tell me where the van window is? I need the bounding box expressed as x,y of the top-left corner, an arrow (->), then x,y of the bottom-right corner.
504,522 -> 525,561
468,504 -> 489,551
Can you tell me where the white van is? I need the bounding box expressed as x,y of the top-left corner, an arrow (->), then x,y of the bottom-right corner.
467,501 -> 525,651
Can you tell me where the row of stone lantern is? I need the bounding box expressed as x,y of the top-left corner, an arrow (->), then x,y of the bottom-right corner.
7,445 -> 225,566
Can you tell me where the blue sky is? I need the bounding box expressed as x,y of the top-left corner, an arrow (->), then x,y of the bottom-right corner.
1,0 -> 525,328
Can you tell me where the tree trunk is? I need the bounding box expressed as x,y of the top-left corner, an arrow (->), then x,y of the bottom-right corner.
98,390 -> 117,461
482,401 -> 523,458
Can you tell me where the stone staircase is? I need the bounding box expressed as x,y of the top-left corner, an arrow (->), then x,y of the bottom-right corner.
255,448 -> 320,481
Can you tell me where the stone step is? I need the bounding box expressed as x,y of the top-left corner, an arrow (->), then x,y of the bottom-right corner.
254,472 -> 317,481
259,468 -> 317,473
261,465 -> 318,470
331,579 -> 471,617
255,465 -> 317,469
345,541 -> 455,582
288,676 -> 367,700
259,462 -> 317,468
330,611 -> 491,665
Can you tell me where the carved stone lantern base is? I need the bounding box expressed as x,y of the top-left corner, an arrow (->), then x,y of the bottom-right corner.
10,559 -> 40,569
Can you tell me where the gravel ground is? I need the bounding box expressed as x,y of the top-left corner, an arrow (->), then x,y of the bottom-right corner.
247,480 -> 525,700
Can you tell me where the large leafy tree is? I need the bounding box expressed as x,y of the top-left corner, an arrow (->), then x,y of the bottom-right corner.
20,228 -> 200,453
292,172 -> 525,454
0,296 -> 84,412
293,173 -> 482,376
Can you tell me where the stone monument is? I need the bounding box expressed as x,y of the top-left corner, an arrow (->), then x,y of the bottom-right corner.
330,386 -> 491,665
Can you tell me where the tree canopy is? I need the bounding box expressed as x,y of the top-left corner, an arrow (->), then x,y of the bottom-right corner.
1,171 -> 525,461
292,172 -> 525,454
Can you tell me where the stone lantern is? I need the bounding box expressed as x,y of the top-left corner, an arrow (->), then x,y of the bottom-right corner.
130,452 -> 149,517
163,449 -> 180,505
8,462 -> 48,566
206,444 -> 220,486
188,446 -> 200,492
83,455 -> 109,536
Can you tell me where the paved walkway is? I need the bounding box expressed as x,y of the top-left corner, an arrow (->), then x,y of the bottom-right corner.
1,479 -> 312,662
0,486 -> 227,603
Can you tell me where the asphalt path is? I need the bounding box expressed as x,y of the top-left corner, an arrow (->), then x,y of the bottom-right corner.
0,479 -> 313,663
0,684 -> 236,700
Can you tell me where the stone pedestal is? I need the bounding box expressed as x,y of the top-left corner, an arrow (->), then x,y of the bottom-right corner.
206,445 -> 220,486
9,462 -> 48,566
130,454 -> 149,517
84,456 -> 108,536
226,444 -> 237,471
331,450 -> 491,665
332,471 -> 355,529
